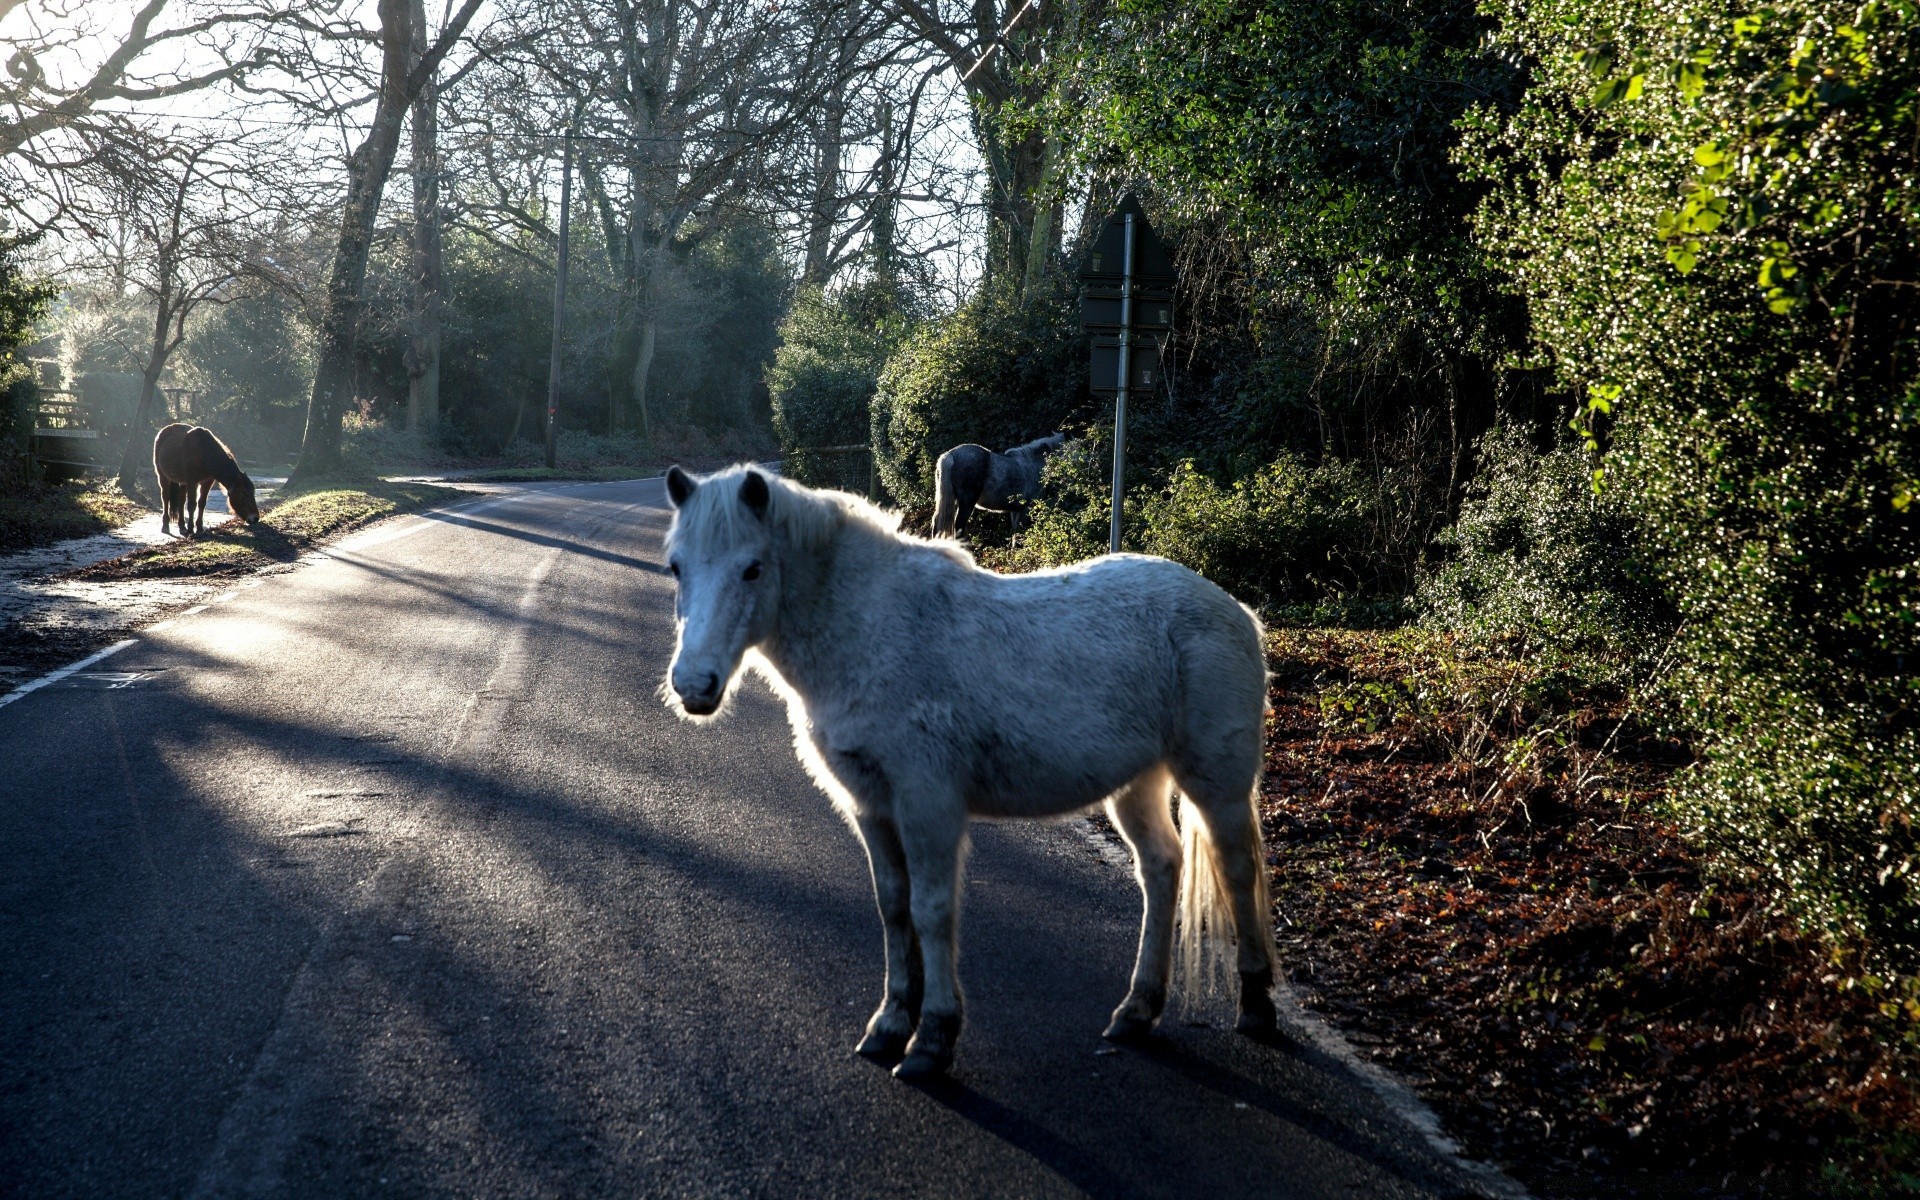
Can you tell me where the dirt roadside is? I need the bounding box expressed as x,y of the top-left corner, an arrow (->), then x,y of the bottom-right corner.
1258,629 -> 1919,1199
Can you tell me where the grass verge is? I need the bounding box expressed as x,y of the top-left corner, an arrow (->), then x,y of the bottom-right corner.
0,482 -> 149,554
1261,627 -> 1920,1197
69,481 -> 468,580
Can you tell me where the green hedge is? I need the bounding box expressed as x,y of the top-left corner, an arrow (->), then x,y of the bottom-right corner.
767,282 -> 911,492
869,280 -> 1088,509
1464,0 -> 1920,969
1000,441 -> 1380,608
1418,427 -> 1674,672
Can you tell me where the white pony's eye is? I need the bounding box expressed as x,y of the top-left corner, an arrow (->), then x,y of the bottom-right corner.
742,561 -> 762,581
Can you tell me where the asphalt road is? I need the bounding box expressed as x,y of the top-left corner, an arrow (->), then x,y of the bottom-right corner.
1,477 -> 1500,1199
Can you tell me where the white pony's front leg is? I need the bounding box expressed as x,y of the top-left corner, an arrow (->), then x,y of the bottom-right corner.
853,813 -> 920,1061
893,792 -> 968,1081
1103,766 -> 1180,1041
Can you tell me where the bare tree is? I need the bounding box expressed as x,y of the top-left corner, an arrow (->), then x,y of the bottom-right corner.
51,126 -> 276,491
515,0 -> 883,436
280,0 -> 485,481
892,0 -> 1067,290
0,1 -> 279,161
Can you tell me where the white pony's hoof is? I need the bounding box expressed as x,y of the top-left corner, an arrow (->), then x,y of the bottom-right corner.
1104,986 -> 1164,1043
891,1013 -> 959,1080
891,1047 -> 951,1081
855,1029 -> 909,1061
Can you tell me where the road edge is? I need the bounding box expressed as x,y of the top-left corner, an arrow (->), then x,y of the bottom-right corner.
1066,817 -> 1534,1200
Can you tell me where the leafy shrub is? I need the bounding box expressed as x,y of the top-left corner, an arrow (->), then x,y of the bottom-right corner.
1134,458 -> 1371,606
0,230 -> 52,491
767,282 -> 913,491
869,279 -> 1088,509
1418,426 -> 1673,669
1463,0 -> 1920,968
999,442 -> 1379,608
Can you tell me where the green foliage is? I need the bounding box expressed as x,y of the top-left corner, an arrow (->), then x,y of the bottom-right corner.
870,280 -> 1088,509
767,281 -> 914,490
0,231 -> 54,489
179,289 -> 313,432
999,441 -> 1380,608
1049,0 -> 1528,467
1464,0 -> 1920,968
1133,458 -> 1372,606
650,217 -> 789,435
1418,427 -> 1674,669
353,214 -> 786,454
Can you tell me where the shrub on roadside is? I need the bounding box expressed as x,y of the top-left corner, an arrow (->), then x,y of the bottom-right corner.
999,443 -> 1380,608
767,282 -> 913,492
869,278 -> 1087,509
1134,457 -> 1372,606
1418,426 -> 1673,670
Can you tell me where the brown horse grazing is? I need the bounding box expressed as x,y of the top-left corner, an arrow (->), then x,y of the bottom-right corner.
153,423 -> 260,537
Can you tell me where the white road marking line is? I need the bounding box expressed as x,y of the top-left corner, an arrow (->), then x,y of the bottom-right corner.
182,605 -> 208,616
0,639 -> 137,711
322,493 -> 521,556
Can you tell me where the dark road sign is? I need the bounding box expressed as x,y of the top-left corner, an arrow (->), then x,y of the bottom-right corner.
1082,291 -> 1172,332
1078,194 -> 1174,287
1091,336 -> 1165,393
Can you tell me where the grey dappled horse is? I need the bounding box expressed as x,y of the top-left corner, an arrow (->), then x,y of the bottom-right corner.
930,432 -> 1066,537
662,464 -> 1281,1081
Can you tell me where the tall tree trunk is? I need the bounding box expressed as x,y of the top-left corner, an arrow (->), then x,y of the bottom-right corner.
292,0 -> 414,481
404,0 -> 443,441
802,19 -> 852,288
632,315 -> 656,441
292,0 -> 485,480
1022,131 -> 1060,296
801,107 -> 843,287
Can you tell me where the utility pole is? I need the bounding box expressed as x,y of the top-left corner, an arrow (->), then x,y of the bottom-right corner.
1109,213 -> 1134,554
1079,194 -> 1175,555
545,126 -> 574,470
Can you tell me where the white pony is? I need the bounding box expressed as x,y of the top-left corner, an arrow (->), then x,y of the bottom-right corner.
662,464 -> 1279,1080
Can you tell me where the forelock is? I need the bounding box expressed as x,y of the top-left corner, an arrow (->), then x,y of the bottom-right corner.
666,464 -> 882,557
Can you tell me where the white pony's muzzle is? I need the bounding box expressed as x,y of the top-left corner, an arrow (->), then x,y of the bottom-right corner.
672,665 -> 723,715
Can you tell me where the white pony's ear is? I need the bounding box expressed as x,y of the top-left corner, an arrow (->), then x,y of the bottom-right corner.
739,470 -> 769,519
667,465 -> 697,508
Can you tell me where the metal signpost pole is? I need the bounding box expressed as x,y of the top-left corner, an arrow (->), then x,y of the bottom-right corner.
1109,213 -> 1135,555
545,127 -> 574,470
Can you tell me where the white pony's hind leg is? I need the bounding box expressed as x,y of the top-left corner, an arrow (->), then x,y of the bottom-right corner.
1174,753 -> 1283,1041
1102,765 -> 1180,1042
892,791 -> 968,1080
853,813 -> 921,1061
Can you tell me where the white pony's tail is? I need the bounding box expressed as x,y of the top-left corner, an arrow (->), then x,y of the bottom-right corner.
1176,792 -> 1277,1006
931,453 -> 959,537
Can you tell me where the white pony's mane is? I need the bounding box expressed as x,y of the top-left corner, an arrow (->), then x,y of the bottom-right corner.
1007,432 -> 1065,457
667,463 -> 967,563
